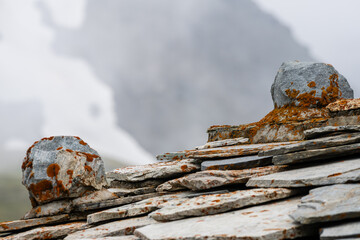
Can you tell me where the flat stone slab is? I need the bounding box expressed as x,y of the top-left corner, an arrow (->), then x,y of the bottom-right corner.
3,221 -> 86,240
247,158 -> 360,188
75,192 -> 160,212
201,155 -> 272,170
260,132 -> 360,157
190,142 -> 295,159
0,214 -> 69,233
135,197 -> 316,240
195,137 -> 249,150
272,142 -> 360,165
108,187 -> 156,197
304,125 -> 360,139
64,216 -> 156,239
327,98 -> 360,112
156,151 -> 187,161
87,192 -> 191,224
291,184 -> 360,224
106,159 -> 200,182
150,188 -> 297,221
24,200 -> 72,219
157,142 -> 295,161
157,166 -> 287,191
72,189 -> 119,207
108,179 -> 165,189
320,220 -> 360,240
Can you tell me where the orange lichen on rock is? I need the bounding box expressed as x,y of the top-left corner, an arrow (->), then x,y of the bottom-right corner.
79,140 -> 87,146
307,81 -> 316,88
84,165 -> 93,172
29,180 -> 53,202
80,152 -> 99,162
47,164 -> 60,178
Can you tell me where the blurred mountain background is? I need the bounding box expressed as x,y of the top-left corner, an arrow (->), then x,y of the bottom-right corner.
1,0 -> 359,221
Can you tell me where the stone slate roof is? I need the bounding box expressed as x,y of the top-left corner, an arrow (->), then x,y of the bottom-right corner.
2,63 -> 360,239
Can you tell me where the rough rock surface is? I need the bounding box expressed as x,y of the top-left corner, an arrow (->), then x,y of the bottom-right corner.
0,214 -> 69,233
22,136 -> 107,205
106,159 -> 200,182
64,216 -> 156,240
135,197 -> 316,240
327,98 -> 360,112
157,166 -> 287,192
195,137 -> 249,150
247,158 -> 360,188
201,155 -> 272,170
260,132 -> 360,157
87,192 -> 192,224
304,125 -> 360,139
272,142 -> 360,165
320,220 -> 360,240
24,200 -> 72,219
3,221 -> 86,240
107,179 -> 165,189
291,184 -> 360,224
150,188 -> 296,221
271,61 -> 353,108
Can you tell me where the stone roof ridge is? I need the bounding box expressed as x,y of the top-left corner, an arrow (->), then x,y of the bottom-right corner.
2,61 -> 360,239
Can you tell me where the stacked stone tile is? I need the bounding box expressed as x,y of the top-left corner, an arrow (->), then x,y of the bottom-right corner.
2,61 -> 360,239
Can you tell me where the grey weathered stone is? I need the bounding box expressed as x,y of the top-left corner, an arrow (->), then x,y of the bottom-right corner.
87,192 -> 191,224
201,155 -> 272,170
106,159 -> 200,182
291,184 -> 360,224
75,192 -> 160,212
72,189 -> 119,207
107,187 -> 156,197
24,200 -> 72,219
327,98 -> 360,112
64,216 -> 156,240
156,151 -> 187,161
272,142 -> 360,165
22,136 -> 107,205
157,142 -> 295,161
135,197 -> 316,240
190,142 -> 295,159
195,137 -> 249,150
76,236 -> 140,240
157,165 -> 287,192
107,179 -> 165,189
304,125 -> 360,139
247,158 -> 360,188
0,214 -> 69,233
3,221 -> 86,240
150,188 -> 297,221
271,61 -> 353,108
260,133 -> 360,157
320,220 -> 360,240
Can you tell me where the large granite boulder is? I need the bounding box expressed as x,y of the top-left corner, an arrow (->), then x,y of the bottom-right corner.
22,136 -> 107,205
271,61 -> 353,108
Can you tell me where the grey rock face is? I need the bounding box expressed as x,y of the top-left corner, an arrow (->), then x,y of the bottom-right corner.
304,125 -> 360,139
106,159 -> 200,182
260,133 -> 360,157
291,184 -> 360,224
22,136 -> 107,205
195,137 -> 249,150
201,155 -> 272,170
3,221 -> 86,240
64,216 -> 156,240
23,200 -> 72,219
135,197 -> 316,240
272,142 -> 360,165
150,188 -> 296,221
320,220 -> 360,240
271,61 -> 353,108
247,158 -> 360,188
157,166 -> 287,192
0,214 -> 69,233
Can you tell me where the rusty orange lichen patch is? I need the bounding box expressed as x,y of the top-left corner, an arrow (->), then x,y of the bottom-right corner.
79,140 -> 87,146
80,152 -> 99,162
307,81 -> 316,88
181,165 -> 188,172
41,136 -> 54,141
0,223 -> 9,230
29,180 -> 53,202
56,147 -> 63,150
47,163 -> 60,178
84,165 -> 93,172
284,73 -> 342,107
